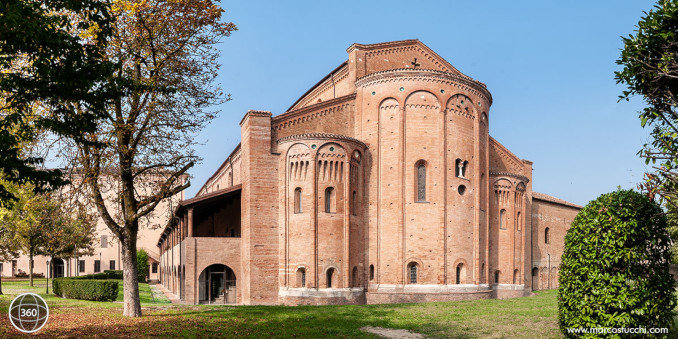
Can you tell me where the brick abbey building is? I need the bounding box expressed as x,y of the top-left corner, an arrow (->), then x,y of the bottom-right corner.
157,40 -> 581,305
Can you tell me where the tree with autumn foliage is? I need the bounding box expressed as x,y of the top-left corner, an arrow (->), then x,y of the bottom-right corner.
58,0 -> 236,317
0,181 -> 97,287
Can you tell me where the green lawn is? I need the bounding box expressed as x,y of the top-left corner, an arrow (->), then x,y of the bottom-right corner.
0,281 -> 674,338
0,278 -> 169,308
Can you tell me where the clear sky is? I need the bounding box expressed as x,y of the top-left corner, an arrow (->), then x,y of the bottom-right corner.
187,0 -> 657,206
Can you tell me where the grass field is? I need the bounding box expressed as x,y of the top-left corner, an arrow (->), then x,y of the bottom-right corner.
0,279 -> 561,338
0,280 -> 674,338
0,278 -> 170,306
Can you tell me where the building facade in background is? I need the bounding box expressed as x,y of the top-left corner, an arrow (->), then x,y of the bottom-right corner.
0,174 -> 182,282
157,40 -> 581,305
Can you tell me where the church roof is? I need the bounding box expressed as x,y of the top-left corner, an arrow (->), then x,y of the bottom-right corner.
533,191 -> 582,209
286,39 -> 483,112
286,61 -> 348,112
347,39 -> 465,76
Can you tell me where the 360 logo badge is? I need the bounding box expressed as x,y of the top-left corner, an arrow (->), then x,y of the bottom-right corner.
8,293 -> 49,333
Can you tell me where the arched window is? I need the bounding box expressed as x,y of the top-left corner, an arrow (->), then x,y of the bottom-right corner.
455,159 -> 462,177
545,227 -> 550,244
407,262 -> 418,284
369,264 -> 374,280
455,263 -> 464,284
499,209 -> 506,229
324,187 -> 335,213
416,161 -> 426,202
462,161 -> 468,178
513,269 -> 519,284
326,268 -> 335,288
516,211 -> 522,231
352,190 -> 357,216
494,270 -> 500,284
296,268 -> 306,288
294,188 -> 302,213
352,266 -> 358,287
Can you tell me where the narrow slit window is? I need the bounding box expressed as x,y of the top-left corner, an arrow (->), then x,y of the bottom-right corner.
408,262 -> 418,284
297,268 -> 306,288
294,188 -> 302,213
416,162 -> 426,202
326,268 -> 335,288
325,187 -> 335,213
456,264 -> 463,284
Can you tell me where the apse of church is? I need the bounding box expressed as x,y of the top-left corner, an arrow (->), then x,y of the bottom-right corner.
157,40 -> 580,305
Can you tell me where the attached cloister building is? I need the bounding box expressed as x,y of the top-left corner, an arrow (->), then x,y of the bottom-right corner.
157,40 -> 580,305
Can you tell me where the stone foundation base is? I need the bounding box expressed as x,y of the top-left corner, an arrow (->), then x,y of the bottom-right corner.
274,284 -> 533,305
366,284 -> 494,304
278,288 -> 366,305
490,284 -> 530,299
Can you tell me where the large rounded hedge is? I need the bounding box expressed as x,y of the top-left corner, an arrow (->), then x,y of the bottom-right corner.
558,189 -> 676,334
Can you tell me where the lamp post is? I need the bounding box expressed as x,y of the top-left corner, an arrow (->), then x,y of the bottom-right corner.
46,259 -> 50,294
547,253 -> 551,289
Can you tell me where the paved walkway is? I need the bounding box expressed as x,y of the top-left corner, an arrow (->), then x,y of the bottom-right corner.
360,326 -> 426,339
152,283 -> 181,304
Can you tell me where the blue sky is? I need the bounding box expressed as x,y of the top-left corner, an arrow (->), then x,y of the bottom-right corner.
187,0 -> 656,206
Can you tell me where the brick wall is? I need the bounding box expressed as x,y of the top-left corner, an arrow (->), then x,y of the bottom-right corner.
530,199 -> 580,290
240,111 -> 280,304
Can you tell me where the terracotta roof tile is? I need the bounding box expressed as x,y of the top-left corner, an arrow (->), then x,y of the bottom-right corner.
532,191 -> 582,209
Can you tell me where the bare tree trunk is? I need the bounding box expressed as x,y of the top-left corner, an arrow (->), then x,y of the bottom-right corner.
0,273 -> 3,295
121,238 -> 141,317
29,250 -> 33,287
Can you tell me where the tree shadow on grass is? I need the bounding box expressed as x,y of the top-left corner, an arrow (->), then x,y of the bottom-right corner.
0,303 -> 477,338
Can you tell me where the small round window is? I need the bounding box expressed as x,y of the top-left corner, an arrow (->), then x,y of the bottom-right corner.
371,91 -> 376,96
399,87 -> 405,92
440,89 -> 445,94
311,144 -> 317,149
458,185 -> 466,195
329,146 -> 335,152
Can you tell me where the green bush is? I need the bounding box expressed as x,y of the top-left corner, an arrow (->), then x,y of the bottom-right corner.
137,249 -> 149,282
103,270 -> 123,279
73,270 -> 123,280
558,189 -> 676,335
53,278 -> 118,301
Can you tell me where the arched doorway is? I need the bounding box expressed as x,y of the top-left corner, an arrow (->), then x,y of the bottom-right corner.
51,258 -> 64,278
532,267 -> 539,290
198,264 -> 236,304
